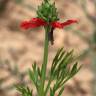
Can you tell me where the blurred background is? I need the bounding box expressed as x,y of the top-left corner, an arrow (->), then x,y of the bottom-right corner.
0,0 -> 96,96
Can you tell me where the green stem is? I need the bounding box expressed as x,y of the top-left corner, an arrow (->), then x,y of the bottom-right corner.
39,26 -> 50,96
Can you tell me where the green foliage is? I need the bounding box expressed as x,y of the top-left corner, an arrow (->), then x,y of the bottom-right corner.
16,48 -> 81,96
16,85 -> 33,96
49,48 -> 81,96
28,62 -> 41,92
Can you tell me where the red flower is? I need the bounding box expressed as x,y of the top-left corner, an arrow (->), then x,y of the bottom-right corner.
20,18 -> 47,29
20,18 -> 78,45
20,18 -> 78,30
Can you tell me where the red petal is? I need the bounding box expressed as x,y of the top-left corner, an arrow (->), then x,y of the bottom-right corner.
20,21 -> 32,29
51,19 -> 78,28
30,18 -> 47,26
20,18 -> 47,30
62,19 -> 78,27
51,22 -> 63,28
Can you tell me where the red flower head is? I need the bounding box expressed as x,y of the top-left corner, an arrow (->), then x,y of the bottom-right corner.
21,18 -> 78,29
20,1 -> 78,45
20,18 -> 78,45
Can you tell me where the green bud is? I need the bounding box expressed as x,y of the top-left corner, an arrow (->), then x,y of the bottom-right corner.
37,1 -> 59,22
